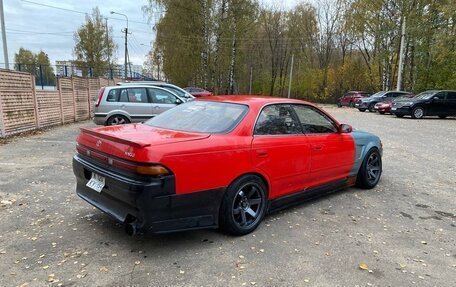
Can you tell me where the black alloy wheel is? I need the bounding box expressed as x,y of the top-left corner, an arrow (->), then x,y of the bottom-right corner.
411,107 -> 425,119
220,175 -> 268,235
358,108 -> 366,112
357,148 -> 382,189
107,115 -> 129,125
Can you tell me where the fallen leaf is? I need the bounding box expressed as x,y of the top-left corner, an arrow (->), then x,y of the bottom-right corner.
359,263 -> 369,270
43,265 -> 49,270
135,261 -> 140,265
179,270 -> 185,274
99,266 -> 108,272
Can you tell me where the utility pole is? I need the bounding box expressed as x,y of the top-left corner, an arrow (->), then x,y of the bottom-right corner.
110,11 -> 129,80
288,54 -> 294,99
0,0 -> 9,69
397,17 -> 406,91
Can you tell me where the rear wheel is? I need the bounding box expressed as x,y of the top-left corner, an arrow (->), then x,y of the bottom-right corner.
219,175 -> 268,236
356,148 -> 382,189
411,107 -> 425,119
349,102 -> 355,108
438,115 -> 447,119
358,108 -> 366,112
107,115 -> 130,126
337,102 -> 342,108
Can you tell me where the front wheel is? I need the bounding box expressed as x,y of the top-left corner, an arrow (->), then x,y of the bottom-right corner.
368,103 -> 376,112
356,148 -> 382,189
349,102 -> 355,108
358,108 -> 366,112
219,175 -> 268,236
411,107 -> 425,119
379,111 -> 385,115
337,102 -> 342,108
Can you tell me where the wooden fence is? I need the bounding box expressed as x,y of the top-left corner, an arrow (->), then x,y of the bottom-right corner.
0,69 -> 120,137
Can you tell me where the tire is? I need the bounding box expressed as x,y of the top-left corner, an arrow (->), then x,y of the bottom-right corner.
379,111 -> 385,115
356,148 -> 382,189
368,103 -> 376,112
349,102 -> 355,108
358,108 -> 366,112
107,115 -> 130,126
411,106 -> 425,119
439,115 -> 447,119
219,175 -> 268,236
395,114 -> 404,118
337,102 -> 342,108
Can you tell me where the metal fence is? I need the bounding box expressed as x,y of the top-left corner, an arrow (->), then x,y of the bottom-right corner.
0,63 -> 155,89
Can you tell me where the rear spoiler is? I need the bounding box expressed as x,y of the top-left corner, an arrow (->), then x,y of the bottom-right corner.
80,127 -> 151,148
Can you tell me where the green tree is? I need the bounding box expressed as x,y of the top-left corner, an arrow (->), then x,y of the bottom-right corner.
74,7 -> 116,77
35,51 -> 55,86
14,47 -> 35,74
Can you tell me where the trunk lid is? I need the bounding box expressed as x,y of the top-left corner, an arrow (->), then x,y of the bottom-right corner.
77,123 -> 210,162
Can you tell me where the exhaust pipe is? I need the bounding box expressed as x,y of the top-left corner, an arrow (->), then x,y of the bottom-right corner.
125,222 -> 139,236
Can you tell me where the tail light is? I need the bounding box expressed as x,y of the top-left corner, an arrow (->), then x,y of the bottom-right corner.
76,144 -> 170,177
95,87 -> 106,107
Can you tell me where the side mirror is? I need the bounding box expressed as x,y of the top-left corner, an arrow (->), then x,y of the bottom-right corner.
175,99 -> 183,105
339,124 -> 352,133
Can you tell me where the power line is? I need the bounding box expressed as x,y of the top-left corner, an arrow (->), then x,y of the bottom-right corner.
20,0 -> 153,26
6,28 -> 73,35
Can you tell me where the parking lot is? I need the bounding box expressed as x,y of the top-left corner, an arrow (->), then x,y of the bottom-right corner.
0,106 -> 455,287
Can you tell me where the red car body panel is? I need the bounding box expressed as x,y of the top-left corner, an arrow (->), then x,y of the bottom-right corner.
185,87 -> 214,97
76,96 -> 355,199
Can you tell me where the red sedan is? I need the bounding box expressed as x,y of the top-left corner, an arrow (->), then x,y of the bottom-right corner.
374,101 -> 393,114
73,96 -> 383,235
184,87 -> 213,97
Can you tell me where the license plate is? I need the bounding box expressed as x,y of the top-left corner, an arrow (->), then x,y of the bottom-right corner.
391,107 -> 397,111
355,104 -> 359,107
86,173 -> 105,193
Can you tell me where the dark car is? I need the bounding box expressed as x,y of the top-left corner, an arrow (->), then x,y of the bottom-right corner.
337,91 -> 370,107
391,90 -> 456,119
374,94 -> 414,114
356,91 -> 413,112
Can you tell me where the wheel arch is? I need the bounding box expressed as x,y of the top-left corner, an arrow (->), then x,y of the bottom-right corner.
349,132 -> 382,177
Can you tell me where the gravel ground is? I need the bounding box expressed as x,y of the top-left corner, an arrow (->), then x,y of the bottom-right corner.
0,107 -> 455,287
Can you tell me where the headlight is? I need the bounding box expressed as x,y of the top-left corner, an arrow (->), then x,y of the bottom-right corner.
402,102 -> 414,106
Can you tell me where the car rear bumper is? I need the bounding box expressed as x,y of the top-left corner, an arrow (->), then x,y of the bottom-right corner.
72,154 -> 225,234
93,114 -> 107,125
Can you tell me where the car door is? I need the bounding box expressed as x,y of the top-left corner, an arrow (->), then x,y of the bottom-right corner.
118,87 -> 152,122
291,105 -> 355,187
446,92 -> 456,115
427,91 -> 446,115
147,88 -> 182,116
251,104 -> 311,199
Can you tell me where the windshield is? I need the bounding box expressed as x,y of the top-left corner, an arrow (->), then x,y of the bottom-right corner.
414,91 -> 435,99
162,86 -> 193,99
145,101 -> 249,133
370,91 -> 386,98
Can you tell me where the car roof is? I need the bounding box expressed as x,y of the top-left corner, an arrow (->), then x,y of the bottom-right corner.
195,95 -> 318,108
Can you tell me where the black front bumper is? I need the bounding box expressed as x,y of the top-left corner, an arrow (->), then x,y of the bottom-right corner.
73,155 -> 225,234
391,106 -> 412,115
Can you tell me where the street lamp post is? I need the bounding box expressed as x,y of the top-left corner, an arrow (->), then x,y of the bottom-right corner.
110,11 -> 129,80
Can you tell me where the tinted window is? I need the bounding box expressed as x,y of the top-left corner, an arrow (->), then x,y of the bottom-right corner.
446,92 -> 456,100
149,88 -> 178,104
293,105 -> 338,134
146,101 -> 248,133
119,88 -> 148,103
161,86 -> 185,98
254,105 -> 302,135
106,89 -> 120,102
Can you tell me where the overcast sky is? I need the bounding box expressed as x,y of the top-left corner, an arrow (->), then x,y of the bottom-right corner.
2,0 -> 301,68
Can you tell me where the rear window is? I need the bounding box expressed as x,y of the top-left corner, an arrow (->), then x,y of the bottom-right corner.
145,101 -> 248,133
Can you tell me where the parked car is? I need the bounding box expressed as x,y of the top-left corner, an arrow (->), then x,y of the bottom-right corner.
73,96 -> 383,236
356,91 -> 413,112
184,87 -> 213,97
374,94 -> 414,114
337,91 -> 370,107
94,85 -> 185,125
391,90 -> 456,119
118,81 -> 195,101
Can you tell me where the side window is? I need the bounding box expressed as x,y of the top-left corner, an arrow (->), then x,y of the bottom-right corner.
149,88 -> 178,104
292,105 -> 338,134
119,88 -> 148,103
446,92 -> 456,100
106,89 -> 120,102
434,92 -> 446,100
254,105 -> 302,135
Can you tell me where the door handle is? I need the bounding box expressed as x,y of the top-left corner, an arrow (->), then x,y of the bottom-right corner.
120,104 -> 126,109
154,106 -> 160,109
312,144 -> 324,151
256,150 -> 268,158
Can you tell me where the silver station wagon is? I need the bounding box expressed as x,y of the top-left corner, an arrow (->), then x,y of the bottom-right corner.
93,85 -> 188,125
